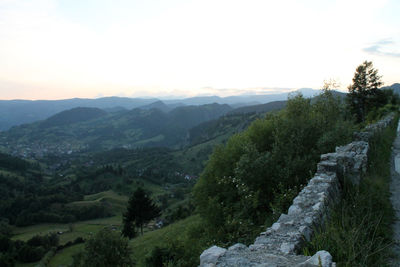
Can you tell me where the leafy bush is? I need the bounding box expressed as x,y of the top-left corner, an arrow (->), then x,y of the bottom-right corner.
269,183 -> 301,222
0,252 -> 15,266
194,91 -> 355,244
17,244 -> 46,262
73,228 -> 134,267
144,227 -> 209,267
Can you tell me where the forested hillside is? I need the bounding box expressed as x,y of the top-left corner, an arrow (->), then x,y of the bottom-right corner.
40,107 -> 107,128
0,103 -> 233,157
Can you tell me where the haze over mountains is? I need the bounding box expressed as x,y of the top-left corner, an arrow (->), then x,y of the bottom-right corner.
1,84 -> 399,159
0,87 -> 335,159
0,88 -> 323,131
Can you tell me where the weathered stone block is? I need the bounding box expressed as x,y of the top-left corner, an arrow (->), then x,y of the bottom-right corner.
280,242 -> 295,254
297,250 -> 333,267
288,205 -> 302,215
200,246 -> 227,266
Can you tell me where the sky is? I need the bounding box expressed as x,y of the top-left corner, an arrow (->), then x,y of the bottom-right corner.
0,0 -> 399,100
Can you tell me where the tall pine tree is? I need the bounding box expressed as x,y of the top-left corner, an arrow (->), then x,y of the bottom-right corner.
347,61 -> 383,122
122,187 -> 160,238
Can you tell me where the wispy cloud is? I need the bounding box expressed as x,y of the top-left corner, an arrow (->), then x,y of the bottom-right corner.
363,39 -> 400,57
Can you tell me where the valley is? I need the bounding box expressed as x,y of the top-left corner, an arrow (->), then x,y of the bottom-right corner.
1,82 -> 398,266
0,97 -> 274,266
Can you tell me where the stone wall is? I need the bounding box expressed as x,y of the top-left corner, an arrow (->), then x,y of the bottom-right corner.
200,113 -> 395,267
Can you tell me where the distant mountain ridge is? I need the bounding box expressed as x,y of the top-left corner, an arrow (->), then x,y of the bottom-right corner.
0,97 -> 157,131
382,83 -> 400,95
0,88 -> 327,130
228,100 -> 287,115
0,87 -> 357,158
162,88 -> 321,106
138,100 -> 173,113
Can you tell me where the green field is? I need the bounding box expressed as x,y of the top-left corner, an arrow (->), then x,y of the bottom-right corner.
12,190 -> 128,243
67,190 -> 128,212
13,215 -> 201,267
49,243 -> 84,267
12,215 -> 122,245
13,216 -> 123,267
11,191 -> 127,266
133,134 -> 165,146
130,215 -> 202,266
11,188 -> 198,266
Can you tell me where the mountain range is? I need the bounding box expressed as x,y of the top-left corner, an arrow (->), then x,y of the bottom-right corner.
2,83 -> 399,132
382,83 -> 400,95
0,87 -> 352,159
0,88 -> 324,131
4,84 -> 400,158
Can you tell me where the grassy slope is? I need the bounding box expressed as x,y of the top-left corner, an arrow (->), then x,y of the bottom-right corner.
41,216 -> 200,267
13,216 -> 122,267
12,184 -> 193,266
49,243 -> 84,267
67,190 -> 128,213
173,121 -> 249,174
130,215 -> 201,265
173,135 -> 226,175
12,215 -> 123,245
12,190 -> 127,266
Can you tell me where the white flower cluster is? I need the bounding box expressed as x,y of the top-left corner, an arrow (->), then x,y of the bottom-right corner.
217,175 -> 253,200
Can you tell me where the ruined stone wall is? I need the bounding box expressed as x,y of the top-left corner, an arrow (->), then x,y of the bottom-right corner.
200,114 -> 395,267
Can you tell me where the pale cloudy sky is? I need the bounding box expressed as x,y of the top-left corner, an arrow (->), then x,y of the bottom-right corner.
0,0 -> 399,100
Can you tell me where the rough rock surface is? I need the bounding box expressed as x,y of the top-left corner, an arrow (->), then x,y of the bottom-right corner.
200,246 -> 228,266
199,114 -> 394,267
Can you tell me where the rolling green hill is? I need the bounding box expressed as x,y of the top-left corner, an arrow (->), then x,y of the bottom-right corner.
39,107 -> 107,129
0,103 -> 233,156
169,103 -> 232,129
